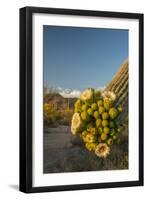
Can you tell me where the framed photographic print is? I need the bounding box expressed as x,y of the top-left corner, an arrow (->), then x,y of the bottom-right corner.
19,7 -> 144,193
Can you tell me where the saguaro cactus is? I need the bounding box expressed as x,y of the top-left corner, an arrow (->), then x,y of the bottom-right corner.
105,59 -> 128,139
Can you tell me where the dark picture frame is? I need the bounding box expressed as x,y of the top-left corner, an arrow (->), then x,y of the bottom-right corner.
19,6 -> 144,193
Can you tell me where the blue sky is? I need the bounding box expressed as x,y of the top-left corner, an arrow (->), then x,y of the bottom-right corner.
43,25 -> 128,91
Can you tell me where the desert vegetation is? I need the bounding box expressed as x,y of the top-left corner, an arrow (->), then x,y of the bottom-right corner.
43,90 -> 76,127
43,60 -> 129,173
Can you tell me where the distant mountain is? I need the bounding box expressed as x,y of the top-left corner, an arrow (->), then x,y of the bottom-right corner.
44,92 -> 77,110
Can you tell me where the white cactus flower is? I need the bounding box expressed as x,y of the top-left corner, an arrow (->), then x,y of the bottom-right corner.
71,113 -> 82,134
80,88 -> 93,101
95,143 -> 110,158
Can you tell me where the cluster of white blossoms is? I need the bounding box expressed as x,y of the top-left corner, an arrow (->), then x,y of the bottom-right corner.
71,88 -> 123,158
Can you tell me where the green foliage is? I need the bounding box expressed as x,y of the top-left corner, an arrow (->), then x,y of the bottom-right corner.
43,102 -> 73,126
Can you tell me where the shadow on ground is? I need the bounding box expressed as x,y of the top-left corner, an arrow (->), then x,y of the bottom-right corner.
9,184 -> 19,191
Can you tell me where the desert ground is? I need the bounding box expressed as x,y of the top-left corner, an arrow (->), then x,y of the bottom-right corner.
43,125 -> 128,173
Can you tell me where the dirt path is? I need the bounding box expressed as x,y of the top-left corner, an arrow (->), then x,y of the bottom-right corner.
44,133 -> 72,149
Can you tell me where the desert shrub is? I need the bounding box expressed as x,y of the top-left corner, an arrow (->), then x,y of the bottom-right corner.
59,110 -> 73,125
43,103 -> 59,126
44,103 -> 74,126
